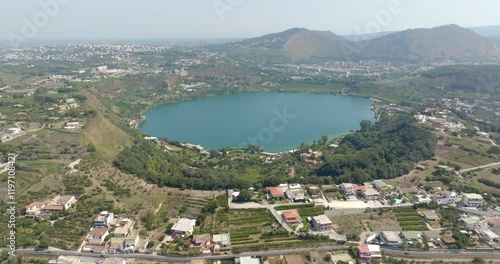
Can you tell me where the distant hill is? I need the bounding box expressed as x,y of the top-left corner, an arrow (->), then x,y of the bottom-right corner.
222,28 -> 352,61
358,24 -> 500,61
342,25 -> 500,41
468,25 -> 500,37
223,24 -> 500,62
342,31 -> 396,41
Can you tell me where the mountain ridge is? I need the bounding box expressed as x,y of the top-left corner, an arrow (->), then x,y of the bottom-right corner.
222,24 -> 500,62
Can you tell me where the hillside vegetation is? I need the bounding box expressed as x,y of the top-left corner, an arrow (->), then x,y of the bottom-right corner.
317,116 -> 437,183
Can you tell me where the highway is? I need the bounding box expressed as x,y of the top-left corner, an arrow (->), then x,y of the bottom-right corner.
15,246 -> 350,262
15,246 -> 500,263
382,247 -> 500,260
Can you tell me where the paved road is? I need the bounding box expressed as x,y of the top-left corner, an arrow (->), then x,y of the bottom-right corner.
459,162 -> 500,173
15,246 -> 350,262
382,248 -> 500,260
16,246 -> 500,263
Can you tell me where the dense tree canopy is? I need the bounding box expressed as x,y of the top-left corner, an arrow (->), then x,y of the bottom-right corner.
113,139 -> 245,190
114,115 -> 436,190
317,115 -> 436,184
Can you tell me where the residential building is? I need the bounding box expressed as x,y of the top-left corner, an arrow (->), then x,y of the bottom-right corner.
281,210 -> 301,224
266,186 -> 285,199
236,256 -> 260,264
462,193 -> 484,207
57,195 -> 77,209
357,245 -> 371,262
311,215 -> 333,232
212,234 -> 230,254
171,218 -> 196,236
24,195 -> 76,218
339,183 -> 355,196
399,231 -> 420,243
66,98 -> 76,104
361,187 -> 380,200
420,211 -> 439,222
372,180 -> 389,191
431,191 -> 457,204
124,231 -> 139,251
94,211 -> 114,227
367,244 -> 382,259
87,228 -> 109,244
192,234 -> 212,255
64,122 -> 81,130
477,132 -> 490,138
285,187 -> 306,201
398,187 -> 419,195
5,128 -> 22,135
41,204 -> 64,214
478,228 -> 500,243
25,201 -> 46,218
460,216 -> 481,230
380,231 -> 403,247
422,231 -> 443,247
81,244 -> 106,254
109,237 -> 125,253
114,218 -> 134,237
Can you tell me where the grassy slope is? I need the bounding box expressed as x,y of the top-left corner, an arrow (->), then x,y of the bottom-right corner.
81,89 -> 133,160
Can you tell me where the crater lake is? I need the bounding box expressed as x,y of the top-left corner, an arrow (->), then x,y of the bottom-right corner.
140,92 -> 375,152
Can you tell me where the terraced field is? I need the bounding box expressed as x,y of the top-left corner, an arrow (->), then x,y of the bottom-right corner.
392,207 -> 429,231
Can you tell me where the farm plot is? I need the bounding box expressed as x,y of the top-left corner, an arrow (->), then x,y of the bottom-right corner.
392,208 -> 429,231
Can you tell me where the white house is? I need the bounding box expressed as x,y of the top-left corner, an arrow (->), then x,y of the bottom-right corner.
339,183 -> 355,196
5,128 -> 22,135
311,215 -> 333,232
380,231 -> 403,247
171,218 -> 196,235
212,233 -> 231,254
431,191 -> 457,204
87,228 -> 109,244
94,211 -> 114,227
462,193 -> 484,207
64,122 -> 81,130
367,244 -> 382,259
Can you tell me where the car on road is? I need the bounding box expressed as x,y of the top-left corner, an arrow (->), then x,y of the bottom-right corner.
404,252 -> 410,255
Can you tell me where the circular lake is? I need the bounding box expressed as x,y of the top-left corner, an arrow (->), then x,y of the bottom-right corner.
140,92 -> 375,152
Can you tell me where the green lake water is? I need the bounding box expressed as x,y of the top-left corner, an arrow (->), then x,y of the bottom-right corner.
140,92 -> 375,152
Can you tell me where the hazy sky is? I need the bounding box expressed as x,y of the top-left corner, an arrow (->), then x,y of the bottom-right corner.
1,0 -> 500,42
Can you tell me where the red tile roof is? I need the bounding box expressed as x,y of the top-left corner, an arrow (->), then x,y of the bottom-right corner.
357,245 -> 370,254
282,210 -> 300,220
267,187 -> 284,197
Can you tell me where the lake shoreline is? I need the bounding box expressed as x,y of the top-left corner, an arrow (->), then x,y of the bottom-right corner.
138,91 -> 378,153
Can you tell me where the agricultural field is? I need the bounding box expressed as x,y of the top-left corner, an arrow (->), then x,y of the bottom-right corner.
329,209 -> 399,238
436,137 -> 499,169
392,207 -> 429,231
201,208 -> 333,253
274,203 -> 324,217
